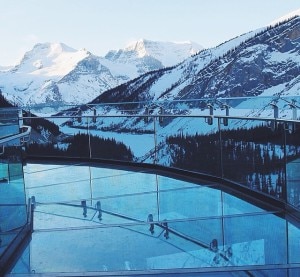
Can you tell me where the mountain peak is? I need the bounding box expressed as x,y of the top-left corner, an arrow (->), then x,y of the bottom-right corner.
125,39 -> 150,57
24,42 -> 77,61
34,42 -> 76,52
106,39 -> 203,67
13,42 -> 89,76
125,38 -> 202,56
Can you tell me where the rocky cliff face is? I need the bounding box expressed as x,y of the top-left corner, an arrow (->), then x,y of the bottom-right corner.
186,16 -> 300,99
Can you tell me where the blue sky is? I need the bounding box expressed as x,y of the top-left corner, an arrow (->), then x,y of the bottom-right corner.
1,0 -> 299,66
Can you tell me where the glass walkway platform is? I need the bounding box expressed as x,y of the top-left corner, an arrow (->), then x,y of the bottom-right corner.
7,160 -> 300,276
1,97 -> 300,276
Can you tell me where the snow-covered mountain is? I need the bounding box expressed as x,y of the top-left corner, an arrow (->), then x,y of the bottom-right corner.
15,11 -> 300,168
0,40 -> 202,106
105,39 -> 202,69
93,15 -> 300,105
63,14 -> 298,138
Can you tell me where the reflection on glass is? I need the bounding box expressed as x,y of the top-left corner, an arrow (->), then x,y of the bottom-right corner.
18,104 -> 300,210
283,121 -> 300,207
91,167 -> 158,221
0,110 -> 28,265
24,163 -> 91,203
20,162 -> 299,274
224,213 -> 287,266
288,222 -> 300,264
286,159 -> 300,209
221,119 -> 286,200
223,193 -> 264,215
164,117 -> 221,176
159,176 -> 221,219
5,97 -> 300,274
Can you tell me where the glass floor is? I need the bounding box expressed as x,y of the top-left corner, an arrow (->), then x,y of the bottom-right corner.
10,161 -> 300,275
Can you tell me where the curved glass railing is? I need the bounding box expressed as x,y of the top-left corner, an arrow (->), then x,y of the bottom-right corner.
20,96 -> 300,211
11,161 -> 300,276
0,109 -> 32,275
1,95 -> 300,275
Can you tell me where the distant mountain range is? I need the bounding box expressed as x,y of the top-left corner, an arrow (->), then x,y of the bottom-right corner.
0,40 -> 202,106
63,13 -> 298,137
4,10 -> 300,165
1,10 -> 300,111
93,15 -> 300,106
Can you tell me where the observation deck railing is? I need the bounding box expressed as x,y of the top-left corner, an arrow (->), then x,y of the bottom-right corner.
2,95 -> 300,275
20,96 -> 300,214
0,109 -> 32,275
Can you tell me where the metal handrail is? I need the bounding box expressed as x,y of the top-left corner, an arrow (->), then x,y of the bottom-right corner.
0,197 -> 34,275
20,113 -> 300,123
0,125 -> 31,146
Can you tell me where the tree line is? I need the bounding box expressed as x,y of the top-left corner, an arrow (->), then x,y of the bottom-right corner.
27,133 -> 134,161
166,124 -> 300,199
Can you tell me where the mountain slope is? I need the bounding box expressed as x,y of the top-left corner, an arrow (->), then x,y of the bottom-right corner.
93,16 -> 300,106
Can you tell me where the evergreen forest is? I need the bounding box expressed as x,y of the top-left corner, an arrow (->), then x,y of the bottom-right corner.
27,133 -> 134,161
166,124 -> 300,200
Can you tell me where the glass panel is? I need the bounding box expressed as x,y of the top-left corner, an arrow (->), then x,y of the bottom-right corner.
0,108 -> 28,265
9,244 -> 30,274
224,213 -> 287,266
0,108 -> 19,139
90,166 -> 158,222
15,149 -> 300,274
27,218 -> 235,273
223,193 -> 265,215
88,115 -> 136,162
159,176 -> 221,219
26,114 -> 90,159
0,205 -> 27,260
27,212 -> 292,273
286,121 -> 300,208
0,151 -> 27,231
162,116 -> 221,176
24,163 -> 91,203
288,221 -> 300,264
8,96 -> 300,275
221,118 -> 286,200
